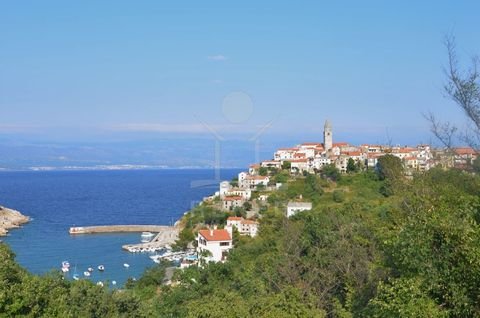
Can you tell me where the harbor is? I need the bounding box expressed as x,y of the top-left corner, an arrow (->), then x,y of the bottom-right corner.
69,225 -> 179,253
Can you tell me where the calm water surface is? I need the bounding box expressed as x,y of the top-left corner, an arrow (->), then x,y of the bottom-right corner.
0,169 -> 240,286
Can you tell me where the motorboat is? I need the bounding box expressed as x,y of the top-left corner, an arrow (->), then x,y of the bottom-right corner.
123,263 -> 130,268
73,274 -> 80,281
83,271 -> 91,277
141,232 -> 155,243
87,267 -> 94,272
98,265 -> 105,271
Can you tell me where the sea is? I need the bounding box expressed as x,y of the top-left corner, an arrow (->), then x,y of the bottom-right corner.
0,169 -> 240,287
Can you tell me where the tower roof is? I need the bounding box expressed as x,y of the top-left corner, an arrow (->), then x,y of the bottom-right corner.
324,120 -> 332,129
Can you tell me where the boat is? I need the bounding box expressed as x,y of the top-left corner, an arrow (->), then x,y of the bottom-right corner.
87,267 -> 94,272
62,261 -> 70,268
73,274 -> 80,281
112,280 -> 117,285
83,271 -> 91,277
61,267 -> 69,273
141,232 -> 155,243
98,265 -> 105,271
123,263 -> 130,268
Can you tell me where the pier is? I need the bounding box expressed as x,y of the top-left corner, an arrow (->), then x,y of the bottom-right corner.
69,225 -> 179,253
122,227 -> 179,252
69,225 -> 174,234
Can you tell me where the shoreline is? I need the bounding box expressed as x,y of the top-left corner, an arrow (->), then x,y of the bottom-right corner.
0,206 -> 30,236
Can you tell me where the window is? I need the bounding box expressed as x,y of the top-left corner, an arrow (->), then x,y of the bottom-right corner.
220,242 -> 230,246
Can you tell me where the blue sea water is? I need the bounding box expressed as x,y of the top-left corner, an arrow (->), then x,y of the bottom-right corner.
0,169 -> 240,287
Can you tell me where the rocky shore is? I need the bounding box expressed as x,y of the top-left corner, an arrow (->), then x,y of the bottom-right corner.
0,206 -> 29,236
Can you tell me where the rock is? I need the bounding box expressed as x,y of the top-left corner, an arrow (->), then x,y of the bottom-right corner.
0,206 -> 30,236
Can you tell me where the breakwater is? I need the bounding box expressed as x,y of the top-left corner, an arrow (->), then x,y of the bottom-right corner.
69,225 -> 174,234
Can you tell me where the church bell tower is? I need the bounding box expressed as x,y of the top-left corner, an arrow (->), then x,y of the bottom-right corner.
324,120 -> 332,151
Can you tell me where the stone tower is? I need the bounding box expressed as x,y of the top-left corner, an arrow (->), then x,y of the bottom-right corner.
324,120 -> 332,151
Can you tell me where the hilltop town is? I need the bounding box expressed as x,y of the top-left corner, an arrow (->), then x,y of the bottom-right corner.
192,120 -> 478,264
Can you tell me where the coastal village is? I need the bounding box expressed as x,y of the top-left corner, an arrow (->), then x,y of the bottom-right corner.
189,120 -> 478,266
4,120 -> 478,280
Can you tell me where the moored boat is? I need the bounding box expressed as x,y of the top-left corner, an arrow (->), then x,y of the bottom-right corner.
141,231 -> 155,243
98,265 -> 105,271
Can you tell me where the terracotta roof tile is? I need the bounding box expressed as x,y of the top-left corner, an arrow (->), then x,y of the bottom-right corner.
198,229 -> 232,241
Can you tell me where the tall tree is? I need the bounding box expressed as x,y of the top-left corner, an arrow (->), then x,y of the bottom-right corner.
427,36 -> 480,150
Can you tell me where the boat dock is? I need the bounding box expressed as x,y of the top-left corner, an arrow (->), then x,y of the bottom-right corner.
122,228 -> 179,253
69,225 -> 174,234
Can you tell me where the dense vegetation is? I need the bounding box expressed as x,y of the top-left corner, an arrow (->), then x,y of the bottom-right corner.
2,164 -> 480,317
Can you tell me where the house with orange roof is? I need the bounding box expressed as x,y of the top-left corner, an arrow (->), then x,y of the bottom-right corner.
197,228 -> 233,263
226,216 -> 259,237
454,147 -> 478,167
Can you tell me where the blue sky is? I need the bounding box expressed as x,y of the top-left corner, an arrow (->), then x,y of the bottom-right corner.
1,1 -> 479,149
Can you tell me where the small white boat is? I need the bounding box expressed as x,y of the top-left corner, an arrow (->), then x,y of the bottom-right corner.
61,267 -> 69,273
83,271 -> 91,277
123,263 -> 130,268
141,232 -> 155,243
62,261 -> 70,268
98,265 -> 105,271
73,274 -> 80,280
87,267 -> 94,272
112,280 -> 117,285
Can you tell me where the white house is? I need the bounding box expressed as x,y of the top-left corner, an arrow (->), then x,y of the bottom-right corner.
286,201 -> 312,217
226,216 -> 259,237
197,229 -> 233,263
219,181 -> 252,200
238,172 -> 269,189
261,160 -> 282,169
222,196 -> 244,210
290,159 -> 311,173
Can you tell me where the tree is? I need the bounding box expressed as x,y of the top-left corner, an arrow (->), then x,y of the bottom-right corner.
321,164 -> 341,181
427,36 -> 480,150
230,177 -> 239,187
173,228 -> 195,251
376,155 -> 403,181
282,161 -> 291,170
332,190 -> 345,203
259,167 -> 268,176
346,158 -> 357,173
243,201 -> 252,211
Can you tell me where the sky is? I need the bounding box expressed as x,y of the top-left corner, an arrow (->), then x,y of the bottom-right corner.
0,1 -> 479,168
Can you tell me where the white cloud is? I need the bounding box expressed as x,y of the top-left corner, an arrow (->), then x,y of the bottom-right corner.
208,54 -> 228,61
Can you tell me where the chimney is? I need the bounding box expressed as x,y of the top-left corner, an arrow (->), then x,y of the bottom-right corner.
210,228 -> 214,236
